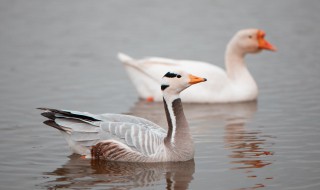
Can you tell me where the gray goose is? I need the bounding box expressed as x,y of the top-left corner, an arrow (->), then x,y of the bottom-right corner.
39,71 -> 206,162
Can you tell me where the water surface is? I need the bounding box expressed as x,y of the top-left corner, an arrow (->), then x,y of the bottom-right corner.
0,0 -> 320,190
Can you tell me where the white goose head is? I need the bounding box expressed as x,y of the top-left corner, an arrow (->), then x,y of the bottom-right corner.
229,29 -> 276,54
161,70 -> 207,100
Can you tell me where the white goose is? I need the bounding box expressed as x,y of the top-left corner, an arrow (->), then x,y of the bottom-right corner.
118,29 -> 276,103
39,71 -> 206,162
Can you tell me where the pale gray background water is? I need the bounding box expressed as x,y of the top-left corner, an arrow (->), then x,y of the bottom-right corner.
1,0 -> 320,190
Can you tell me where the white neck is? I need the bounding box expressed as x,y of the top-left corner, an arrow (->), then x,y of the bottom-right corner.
163,92 -> 179,144
163,91 -> 180,105
225,42 -> 248,80
224,41 -> 258,100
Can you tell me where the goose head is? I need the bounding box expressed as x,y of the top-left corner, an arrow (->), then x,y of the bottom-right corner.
229,29 -> 276,55
161,71 -> 207,100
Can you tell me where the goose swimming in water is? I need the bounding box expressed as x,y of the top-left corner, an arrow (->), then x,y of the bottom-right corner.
39,71 -> 206,162
118,28 -> 276,103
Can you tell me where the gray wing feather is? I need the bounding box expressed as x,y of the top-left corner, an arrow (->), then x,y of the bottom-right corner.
55,119 -> 100,133
99,121 -> 166,156
125,128 -> 135,146
98,113 -> 166,133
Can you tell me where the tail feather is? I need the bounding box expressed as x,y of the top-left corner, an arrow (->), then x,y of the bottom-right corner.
38,107 -> 101,122
41,112 -> 55,120
38,108 -> 99,156
43,120 -> 68,132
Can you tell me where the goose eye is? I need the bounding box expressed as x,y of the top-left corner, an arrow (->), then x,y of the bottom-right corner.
177,75 -> 181,78
248,35 -> 252,39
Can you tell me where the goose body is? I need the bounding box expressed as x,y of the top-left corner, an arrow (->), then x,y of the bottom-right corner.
118,29 -> 276,103
39,71 -> 206,162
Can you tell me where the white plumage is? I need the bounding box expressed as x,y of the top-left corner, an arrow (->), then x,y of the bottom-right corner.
118,28 -> 276,103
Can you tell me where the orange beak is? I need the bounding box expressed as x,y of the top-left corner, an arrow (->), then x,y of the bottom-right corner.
257,30 -> 276,51
189,74 -> 207,84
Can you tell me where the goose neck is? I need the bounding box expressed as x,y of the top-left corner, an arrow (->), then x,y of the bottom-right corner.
163,96 -> 190,145
225,43 -> 247,80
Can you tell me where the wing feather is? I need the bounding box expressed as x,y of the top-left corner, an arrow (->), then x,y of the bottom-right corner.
98,121 -> 166,156
98,113 -> 166,134
55,119 -> 99,133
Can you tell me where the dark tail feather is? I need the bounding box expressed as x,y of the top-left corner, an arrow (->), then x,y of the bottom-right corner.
41,112 -> 55,120
43,120 -> 67,132
37,107 -> 100,122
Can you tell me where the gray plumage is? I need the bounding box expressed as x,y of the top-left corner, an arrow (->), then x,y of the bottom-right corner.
39,70 -> 206,162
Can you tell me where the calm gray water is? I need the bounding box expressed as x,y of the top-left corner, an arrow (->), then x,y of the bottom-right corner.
1,0 -> 320,189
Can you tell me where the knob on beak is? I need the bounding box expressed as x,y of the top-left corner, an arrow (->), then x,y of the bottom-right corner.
257,30 -> 276,51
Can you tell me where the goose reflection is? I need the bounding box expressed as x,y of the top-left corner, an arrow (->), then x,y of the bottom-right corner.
220,102 -> 274,173
42,154 -> 194,190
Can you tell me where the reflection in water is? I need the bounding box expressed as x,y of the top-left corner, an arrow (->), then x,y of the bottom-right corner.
221,102 -> 274,175
129,100 -> 274,189
225,124 -> 273,170
42,155 -> 195,190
